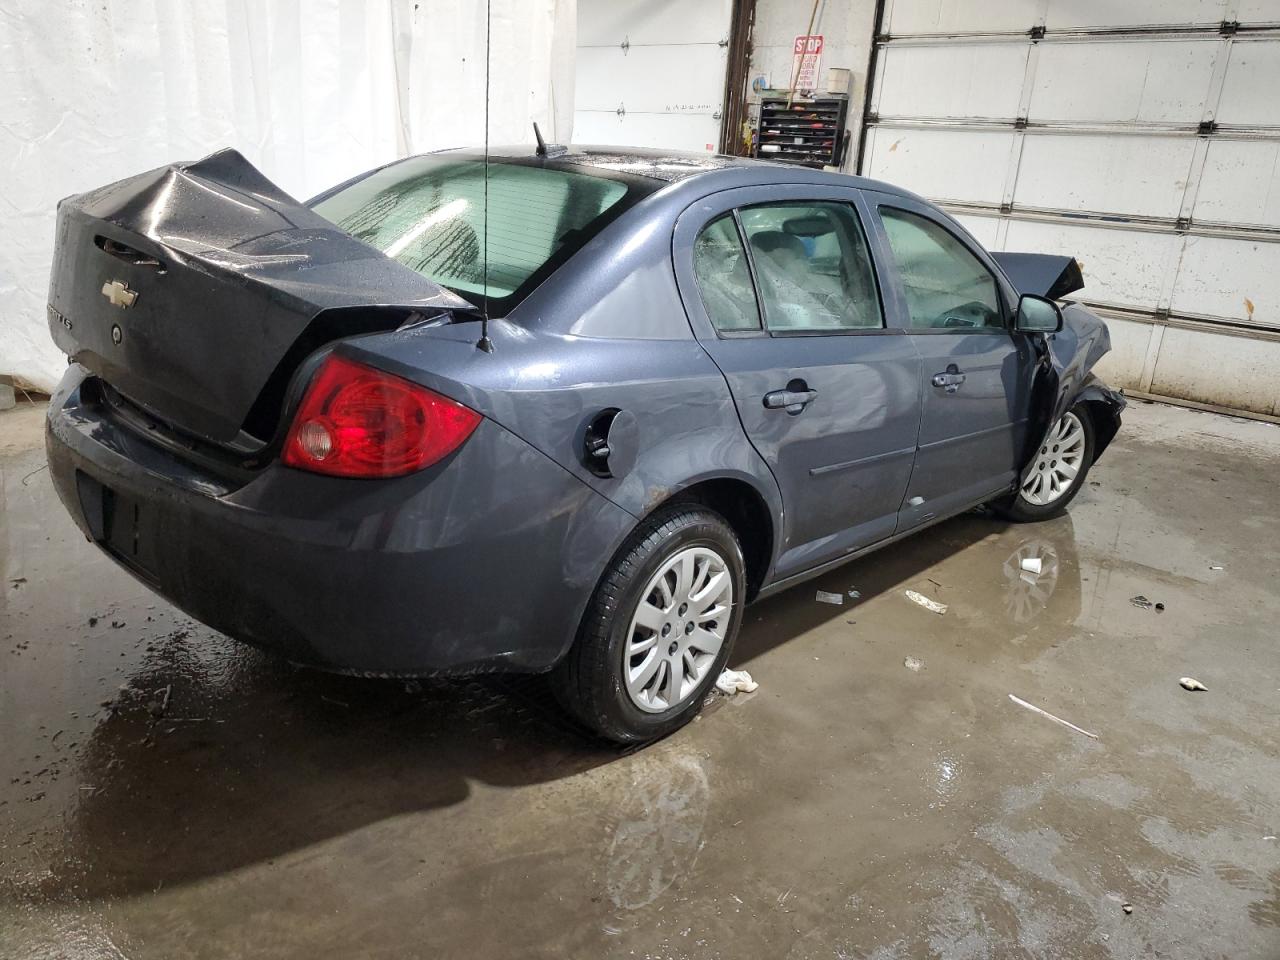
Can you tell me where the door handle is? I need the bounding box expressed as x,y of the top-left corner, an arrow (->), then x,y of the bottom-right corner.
763,387 -> 818,414
931,367 -> 966,394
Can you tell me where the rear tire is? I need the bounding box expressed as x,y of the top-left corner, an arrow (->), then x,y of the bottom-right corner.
552,504 -> 745,743
996,404 -> 1096,522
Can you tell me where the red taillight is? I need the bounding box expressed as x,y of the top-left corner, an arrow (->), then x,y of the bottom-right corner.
282,354 -> 481,478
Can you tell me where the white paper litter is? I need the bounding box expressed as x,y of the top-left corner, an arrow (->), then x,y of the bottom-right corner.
1020,557 -> 1043,575
847,589 -> 861,600
904,656 -> 924,672
815,590 -> 844,605
905,590 -> 947,615
715,669 -> 758,695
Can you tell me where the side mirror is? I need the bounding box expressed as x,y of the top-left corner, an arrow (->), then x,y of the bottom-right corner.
1015,293 -> 1063,333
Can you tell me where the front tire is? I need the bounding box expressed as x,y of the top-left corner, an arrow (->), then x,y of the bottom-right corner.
552,504 -> 745,743
997,404 -> 1095,522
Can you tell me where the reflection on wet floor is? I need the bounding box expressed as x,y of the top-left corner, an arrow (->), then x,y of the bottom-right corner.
3,399 -> 1280,959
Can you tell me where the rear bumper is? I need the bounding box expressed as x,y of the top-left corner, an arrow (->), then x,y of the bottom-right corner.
46,365 -> 635,675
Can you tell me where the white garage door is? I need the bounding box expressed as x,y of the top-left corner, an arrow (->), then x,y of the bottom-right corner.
574,0 -> 732,153
860,0 -> 1280,418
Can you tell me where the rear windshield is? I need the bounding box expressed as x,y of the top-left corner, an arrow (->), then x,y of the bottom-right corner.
312,155 -> 646,312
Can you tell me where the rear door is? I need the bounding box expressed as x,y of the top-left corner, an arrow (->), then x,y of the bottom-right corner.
866,193 -> 1038,528
674,185 -> 921,581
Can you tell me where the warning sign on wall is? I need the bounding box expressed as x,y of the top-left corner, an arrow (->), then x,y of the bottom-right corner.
792,35 -> 824,91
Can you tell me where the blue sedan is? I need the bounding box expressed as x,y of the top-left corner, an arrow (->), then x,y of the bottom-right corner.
44,144 -> 1122,741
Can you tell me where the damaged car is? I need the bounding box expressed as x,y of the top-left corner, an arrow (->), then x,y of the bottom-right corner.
44,145 -> 1123,742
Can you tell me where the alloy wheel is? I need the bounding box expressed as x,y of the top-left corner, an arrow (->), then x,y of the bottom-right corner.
1021,411 -> 1087,506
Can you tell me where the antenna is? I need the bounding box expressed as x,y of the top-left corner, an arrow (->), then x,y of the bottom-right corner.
532,121 -> 567,158
477,0 -> 494,354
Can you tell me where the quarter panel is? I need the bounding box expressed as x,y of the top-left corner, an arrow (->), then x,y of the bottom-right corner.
347,325 -> 785,550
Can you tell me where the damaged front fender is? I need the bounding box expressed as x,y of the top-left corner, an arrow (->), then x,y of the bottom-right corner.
1021,302 -> 1125,482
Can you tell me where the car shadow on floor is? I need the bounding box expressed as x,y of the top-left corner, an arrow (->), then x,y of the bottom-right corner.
38,509 -> 1029,902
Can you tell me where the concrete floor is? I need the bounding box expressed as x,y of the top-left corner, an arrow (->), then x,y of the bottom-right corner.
2,398 -> 1279,960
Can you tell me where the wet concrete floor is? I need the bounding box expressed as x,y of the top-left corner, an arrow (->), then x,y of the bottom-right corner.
2,397 -> 1279,959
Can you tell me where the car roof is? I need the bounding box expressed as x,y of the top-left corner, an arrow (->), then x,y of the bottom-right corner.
440,144 -> 917,198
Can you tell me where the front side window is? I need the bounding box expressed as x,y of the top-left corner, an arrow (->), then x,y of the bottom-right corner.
313,156 -> 638,311
880,208 -> 1002,331
693,214 -> 761,332
738,201 -> 882,332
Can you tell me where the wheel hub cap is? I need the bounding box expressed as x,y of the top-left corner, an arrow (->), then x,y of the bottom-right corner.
624,546 -> 734,713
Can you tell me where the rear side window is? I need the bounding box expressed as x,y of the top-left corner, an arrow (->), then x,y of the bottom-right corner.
693,215 -> 761,332
313,157 -> 639,311
737,202 -> 882,332
879,207 -> 1002,331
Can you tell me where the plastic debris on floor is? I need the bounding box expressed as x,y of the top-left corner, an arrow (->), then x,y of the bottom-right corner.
815,590 -> 843,605
1008,693 -> 1098,740
905,590 -> 947,615
903,656 -> 924,672
716,669 -> 758,695
1179,676 -> 1208,691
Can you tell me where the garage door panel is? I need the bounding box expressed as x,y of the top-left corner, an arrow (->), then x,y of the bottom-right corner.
886,0 -> 1039,36
1217,42 -> 1280,127
578,0 -> 730,47
1090,315 -> 1156,392
1015,134 -> 1194,218
865,127 -> 1012,204
1004,220 -> 1174,310
573,110 -> 721,152
1149,326 -> 1280,414
1237,0 -> 1280,23
575,45 -> 727,114
1044,0 -> 1225,29
950,213 -> 1000,250
877,44 -> 1027,119
1171,236 -> 1279,326
1030,41 -> 1216,124
862,8 -> 1280,418
1192,140 -> 1280,228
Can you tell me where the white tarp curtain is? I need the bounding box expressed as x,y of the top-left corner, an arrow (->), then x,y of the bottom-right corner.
0,0 -> 575,393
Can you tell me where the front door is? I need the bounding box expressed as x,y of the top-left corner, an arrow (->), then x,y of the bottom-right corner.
674,188 -> 921,580
867,195 -> 1037,527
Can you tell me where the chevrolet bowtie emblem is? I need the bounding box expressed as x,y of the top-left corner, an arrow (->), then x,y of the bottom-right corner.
101,279 -> 138,309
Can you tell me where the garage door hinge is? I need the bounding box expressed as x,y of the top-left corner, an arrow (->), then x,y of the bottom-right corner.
1154,307 -> 1171,320
866,111 -> 879,125
1014,116 -> 1028,130
719,36 -> 729,47
1174,217 -> 1191,232
1028,25 -> 1046,40
616,103 -> 626,117
1000,202 -> 1014,214
1197,120 -> 1218,135
620,37 -> 630,54
1219,20 -> 1239,36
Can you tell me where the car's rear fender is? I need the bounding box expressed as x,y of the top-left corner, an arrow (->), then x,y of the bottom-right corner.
339,320 -> 788,585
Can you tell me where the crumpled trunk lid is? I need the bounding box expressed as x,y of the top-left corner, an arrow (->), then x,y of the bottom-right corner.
47,148 -> 469,445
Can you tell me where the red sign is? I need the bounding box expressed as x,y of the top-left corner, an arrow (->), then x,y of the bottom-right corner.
792,35 -> 824,91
